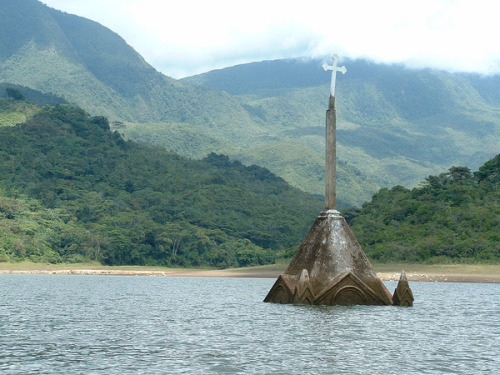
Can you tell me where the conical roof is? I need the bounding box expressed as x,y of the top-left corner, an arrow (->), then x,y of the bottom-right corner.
266,210 -> 393,305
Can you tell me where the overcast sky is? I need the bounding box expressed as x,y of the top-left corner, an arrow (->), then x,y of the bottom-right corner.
42,0 -> 500,79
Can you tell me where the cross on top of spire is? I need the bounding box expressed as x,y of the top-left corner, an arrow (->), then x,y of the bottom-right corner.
322,54 -> 347,97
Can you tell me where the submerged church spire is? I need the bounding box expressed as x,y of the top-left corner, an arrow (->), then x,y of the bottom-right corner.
264,54 -> 413,306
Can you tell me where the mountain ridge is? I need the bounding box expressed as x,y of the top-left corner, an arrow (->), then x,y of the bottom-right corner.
183,58 -> 500,202
0,0 -> 255,127
1,0 -> 499,207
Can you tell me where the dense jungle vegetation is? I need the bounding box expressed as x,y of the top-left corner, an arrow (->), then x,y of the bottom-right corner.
0,100 -> 322,267
345,155 -> 499,263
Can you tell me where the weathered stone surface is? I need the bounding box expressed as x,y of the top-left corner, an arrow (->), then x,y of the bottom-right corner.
264,210 -> 394,306
293,269 -> 315,304
264,275 -> 295,304
392,270 -> 414,306
264,270 -> 316,305
314,271 -> 390,306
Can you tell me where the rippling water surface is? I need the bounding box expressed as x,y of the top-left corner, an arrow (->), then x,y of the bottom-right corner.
0,275 -> 498,374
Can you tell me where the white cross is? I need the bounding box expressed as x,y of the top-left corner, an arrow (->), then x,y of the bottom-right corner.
322,54 -> 347,96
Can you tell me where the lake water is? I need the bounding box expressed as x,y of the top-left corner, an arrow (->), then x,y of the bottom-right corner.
0,275 -> 498,374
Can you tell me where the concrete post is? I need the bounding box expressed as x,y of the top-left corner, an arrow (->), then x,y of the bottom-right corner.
325,95 -> 336,210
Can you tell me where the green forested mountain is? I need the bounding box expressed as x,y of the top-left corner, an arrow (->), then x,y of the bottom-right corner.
344,155 -> 499,263
184,59 -> 500,205
1,0 -> 499,208
0,0 -> 255,127
0,101 -> 322,266
0,98 -> 497,265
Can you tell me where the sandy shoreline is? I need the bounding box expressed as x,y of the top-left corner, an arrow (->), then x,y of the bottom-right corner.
0,267 -> 499,283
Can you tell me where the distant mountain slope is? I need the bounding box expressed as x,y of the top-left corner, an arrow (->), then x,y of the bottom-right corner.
184,58 -> 500,204
2,0 -> 499,207
0,0 -> 254,128
184,58 -> 329,94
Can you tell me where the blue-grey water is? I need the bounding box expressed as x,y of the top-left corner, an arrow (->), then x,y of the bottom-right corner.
0,275 -> 498,374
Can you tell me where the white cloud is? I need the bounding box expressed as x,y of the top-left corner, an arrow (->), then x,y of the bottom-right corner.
42,0 -> 500,78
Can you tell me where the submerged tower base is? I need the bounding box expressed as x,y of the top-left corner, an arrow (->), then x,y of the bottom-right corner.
264,210 -> 412,306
